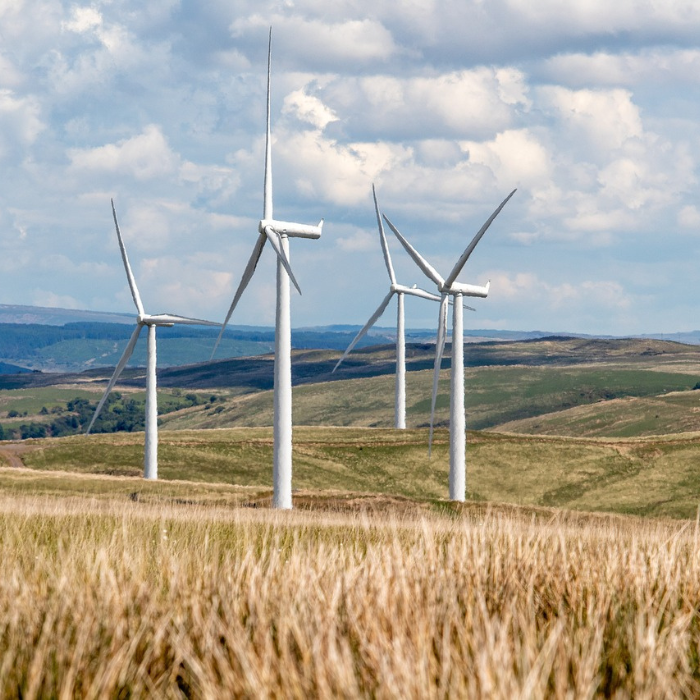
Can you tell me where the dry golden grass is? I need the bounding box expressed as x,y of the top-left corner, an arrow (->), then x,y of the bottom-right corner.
1,494 -> 700,697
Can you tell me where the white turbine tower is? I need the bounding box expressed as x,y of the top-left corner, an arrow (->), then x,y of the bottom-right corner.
211,29 -> 323,509
333,185 -> 444,429
87,200 -> 219,480
383,189 -> 516,501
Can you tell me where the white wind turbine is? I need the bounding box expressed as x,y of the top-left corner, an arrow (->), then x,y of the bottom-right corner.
383,189 -> 516,501
333,184 -> 448,429
87,200 -> 219,480
211,29 -> 323,510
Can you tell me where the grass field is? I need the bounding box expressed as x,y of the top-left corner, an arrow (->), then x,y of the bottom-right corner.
1,426 -> 698,519
3,337 -> 700,695
156,363 -> 700,434
1,491 -> 700,697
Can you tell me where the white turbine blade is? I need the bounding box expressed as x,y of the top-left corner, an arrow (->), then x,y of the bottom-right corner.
383,214 -> 445,288
263,27 -> 273,221
428,295 -> 449,457
263,226 -> 302,295
373,185 -> 395,285
403,287 -> 442,302
464,303 -> 476,312
149,314 -> 221,327
112,199 -> 145,316
444,189 -> 517,288
333,291 -> 394,372
211,233 -> 267,359
86,324 -> 143,434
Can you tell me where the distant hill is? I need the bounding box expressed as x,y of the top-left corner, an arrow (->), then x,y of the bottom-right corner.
0,304 -> 134,326
0,304 -> 698,374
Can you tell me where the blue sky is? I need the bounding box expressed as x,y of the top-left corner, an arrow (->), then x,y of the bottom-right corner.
2,0 -> 700,335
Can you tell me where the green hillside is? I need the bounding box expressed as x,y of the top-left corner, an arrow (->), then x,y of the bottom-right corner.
3,426 -> 700,519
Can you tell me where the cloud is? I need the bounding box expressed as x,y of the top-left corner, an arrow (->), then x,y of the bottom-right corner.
487,271 -> 632,311
229,15 -> 398,70
315,68 -> 529,140
32,290 -> 82,309
678,205 -> 700,229
542,49 -> 700,87
461,129 -> 552,189
69,125 -> 180,180
538,87 -> 643,155
0,90 -> 44,159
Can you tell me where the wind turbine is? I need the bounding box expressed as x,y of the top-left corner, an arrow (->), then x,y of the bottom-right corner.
211,29 -> 323,509
383,189 -> 516,501
333,184 -> 447,429
86,200 -> 219,480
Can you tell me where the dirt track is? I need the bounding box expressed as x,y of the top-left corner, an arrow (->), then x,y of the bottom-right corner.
0,443 -> 33,469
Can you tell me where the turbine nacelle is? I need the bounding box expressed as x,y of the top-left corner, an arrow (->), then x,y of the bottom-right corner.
259,218 -> 323,239
440,280 -> 490,297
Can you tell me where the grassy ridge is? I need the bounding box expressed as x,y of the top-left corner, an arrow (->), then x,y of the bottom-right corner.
6,427 -> 700,519
157,364 -> 700,433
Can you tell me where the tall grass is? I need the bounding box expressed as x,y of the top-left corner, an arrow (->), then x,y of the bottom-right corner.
1,495 -> 700,697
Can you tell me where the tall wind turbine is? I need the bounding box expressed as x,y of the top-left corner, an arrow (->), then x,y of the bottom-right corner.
211,29 -> 323,509
333,185 -> 445,429
383,189 -> 516,501
87,200 -> 219,480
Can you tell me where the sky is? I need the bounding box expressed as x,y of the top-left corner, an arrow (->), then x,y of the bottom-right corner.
2,0 -> 700,336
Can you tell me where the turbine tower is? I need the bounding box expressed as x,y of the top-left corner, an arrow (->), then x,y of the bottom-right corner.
333,185 -> 444,429
211,29 -> 323,509
87,200 -> 219,480
383,189 -> 516,501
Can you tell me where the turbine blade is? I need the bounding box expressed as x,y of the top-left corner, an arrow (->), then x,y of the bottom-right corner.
211,233 -> 267,359
112,200 -> 145,316
403,287 -> 442,302
149,314 -> 221,327
383,214 -> 445,288
86,324 -> 143,434
428,295 -> 449,457
263,226 -> 302,295
444,189 -> 517,288
333,291 -> 394,372
263,28 -> 273,221
373,185 -> 395,284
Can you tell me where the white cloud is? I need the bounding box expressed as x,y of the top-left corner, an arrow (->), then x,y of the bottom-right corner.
461,129 -> 552,189
0,90 -> 44,158
282,89 -> 338,129
538,87 -> 643,155
69,125 -> 180,180
318,68 -> 528,139
230,16 -> 398,68
542,49 -> 700,87
336,228 -> 377,253
678,205 -> 700,229
32,290 -> 81,309
487,271 -> 632,311
62,6 -> 102,34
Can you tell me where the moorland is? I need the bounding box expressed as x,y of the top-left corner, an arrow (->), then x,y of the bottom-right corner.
3,334 -> 700,696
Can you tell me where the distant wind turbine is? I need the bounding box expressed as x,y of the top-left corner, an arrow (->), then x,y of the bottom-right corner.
333,185 -> 447,429
86,200 -> 219,480
383,189 -> 516,501
211,29 -> 323,509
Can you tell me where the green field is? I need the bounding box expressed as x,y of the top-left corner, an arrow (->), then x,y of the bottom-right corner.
2,337 -> 700,519
0,426 -> 697,519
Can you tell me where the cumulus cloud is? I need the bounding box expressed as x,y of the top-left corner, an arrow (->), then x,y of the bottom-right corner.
69,125 -> 180,180
316,68 -> 529,140
1,0 -> 700,333
542,49 -> 700,87
0,90 -> 44,159
229,15 -> 398,70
